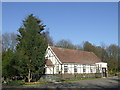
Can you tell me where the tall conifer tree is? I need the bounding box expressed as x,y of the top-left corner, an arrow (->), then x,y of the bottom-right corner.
16,14 -> 48,82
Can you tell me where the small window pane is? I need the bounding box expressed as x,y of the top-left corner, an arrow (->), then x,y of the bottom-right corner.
83,65 -> 86,73
56,66 -> 59,73
64,65 -> 68,73
74,65 -> 77,73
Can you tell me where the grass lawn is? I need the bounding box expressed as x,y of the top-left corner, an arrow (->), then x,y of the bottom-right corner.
3,80 -> 25,86
64,78 -> 97,82
3,80 -> 49,86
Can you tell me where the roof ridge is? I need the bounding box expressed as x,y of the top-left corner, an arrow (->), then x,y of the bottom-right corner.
50,46 -> 93,53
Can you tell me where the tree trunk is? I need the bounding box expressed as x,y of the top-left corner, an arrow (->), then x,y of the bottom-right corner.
28,59 -> 32,82
28,68 -> 31,82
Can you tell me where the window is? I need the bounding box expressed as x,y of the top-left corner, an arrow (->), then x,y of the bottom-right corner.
74,65 -> 77,73
90,67 -> 93,73
83,65 -> 86,73
56,65 -> 59,74
96,67 -> 99,73
64,65 -> 68,73
90,65 -> 93,73
96,64 -> 100,73
45,56 -> 48,59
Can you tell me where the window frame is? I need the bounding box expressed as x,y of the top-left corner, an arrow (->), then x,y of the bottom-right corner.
74,65 -> 77,73
56,65 -> 59,74
64,65 -> 68,73
83,64 -> 86,73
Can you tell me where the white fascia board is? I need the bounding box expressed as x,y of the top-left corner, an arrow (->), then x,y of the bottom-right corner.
48,46 -> 62,64
96,62 -> 107,64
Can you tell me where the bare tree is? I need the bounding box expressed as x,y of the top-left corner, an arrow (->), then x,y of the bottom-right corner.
56,39 -> 75,49
106,44 -> 118,72
2,33 -> 17,51
43,31 -> 54,46
74,45 -> 83,50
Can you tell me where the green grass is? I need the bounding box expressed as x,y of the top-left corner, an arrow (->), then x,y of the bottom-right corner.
3,80 -> 48,86
4,80 -> 25,86
64,78 -> 97,82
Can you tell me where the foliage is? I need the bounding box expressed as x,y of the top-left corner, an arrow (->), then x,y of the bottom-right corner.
83,41 -> 119,72
2,49 -> 18,78
43,31 -> 54,46
96,46 -> 109,62
16,14 -> 48,82
2,33 -> 17,51
106,44 -> 118,72
4,80 -> 25,86
56,39 -> 75,49
56,39 -> 83,50
83,41 -> 100,57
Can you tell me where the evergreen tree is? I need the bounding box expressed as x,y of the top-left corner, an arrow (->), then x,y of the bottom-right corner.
2,49 -> 17,79
83,41 -> 100,57
16,14 -> 48,82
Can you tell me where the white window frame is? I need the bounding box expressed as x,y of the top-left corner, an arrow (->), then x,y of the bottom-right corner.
64,65 -> 68,73
74,65 -> 77,73
83,65 -> 86,73
56,65 -> 59,74
90,67 -> 93,73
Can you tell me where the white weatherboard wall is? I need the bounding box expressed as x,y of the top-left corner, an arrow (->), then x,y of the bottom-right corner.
96,62 -> 107,68
45,46 -> 108,75
95,62 -> 107,73
45,47 -> 60,65
61,64 -> 97,74
45,46 -> 61,74
45,65 -> 53,74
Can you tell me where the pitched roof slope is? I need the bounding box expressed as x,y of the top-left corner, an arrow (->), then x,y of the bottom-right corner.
50,46 -> 101,64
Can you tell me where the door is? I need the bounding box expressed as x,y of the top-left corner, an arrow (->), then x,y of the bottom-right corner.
102,68 -> 107,77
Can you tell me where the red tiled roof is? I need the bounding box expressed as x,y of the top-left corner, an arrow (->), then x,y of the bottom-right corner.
46,59 -> 54,66
50,46 -> 101,64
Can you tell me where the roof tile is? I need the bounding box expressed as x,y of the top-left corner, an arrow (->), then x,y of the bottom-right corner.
50,46 -> 101,64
